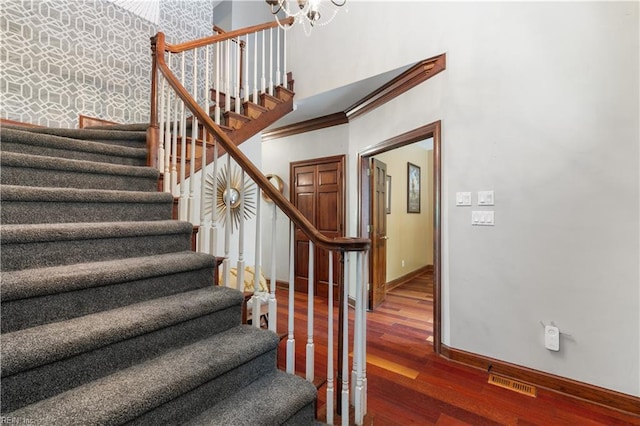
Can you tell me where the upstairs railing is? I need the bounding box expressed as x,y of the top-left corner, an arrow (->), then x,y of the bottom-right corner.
149,19 -> 370,425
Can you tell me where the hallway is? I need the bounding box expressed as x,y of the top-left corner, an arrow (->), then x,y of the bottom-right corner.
276,273 -> 639,424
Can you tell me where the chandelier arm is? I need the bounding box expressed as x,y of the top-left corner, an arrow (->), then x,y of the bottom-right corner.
330,0 -> 346,6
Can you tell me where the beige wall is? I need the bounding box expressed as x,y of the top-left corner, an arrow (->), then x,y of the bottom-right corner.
374,143 -> 433,283
288,1 -> 639,396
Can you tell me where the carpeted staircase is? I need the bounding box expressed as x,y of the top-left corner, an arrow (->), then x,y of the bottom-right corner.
0,125 -> 317,424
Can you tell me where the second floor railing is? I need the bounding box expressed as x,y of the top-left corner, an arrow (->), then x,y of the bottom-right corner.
148,18 -> 371,425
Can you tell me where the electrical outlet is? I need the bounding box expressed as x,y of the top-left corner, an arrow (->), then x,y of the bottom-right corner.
401,260 -> 405,268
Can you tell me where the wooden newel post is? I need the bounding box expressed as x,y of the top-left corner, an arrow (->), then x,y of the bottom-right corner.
147,35 -> 160,169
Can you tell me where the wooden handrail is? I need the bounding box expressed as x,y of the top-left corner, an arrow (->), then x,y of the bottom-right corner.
164,17 -> 294,53
151,31 -> 369,253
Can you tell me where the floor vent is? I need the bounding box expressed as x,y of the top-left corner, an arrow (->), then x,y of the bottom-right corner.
488,373 -> 537,397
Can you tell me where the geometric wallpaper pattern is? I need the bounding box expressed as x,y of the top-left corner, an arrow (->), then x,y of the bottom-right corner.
0,0 -> 214,128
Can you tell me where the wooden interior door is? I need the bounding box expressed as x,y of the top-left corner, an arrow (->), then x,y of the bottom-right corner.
371,158 -> 388,309
291,155 -> 345,298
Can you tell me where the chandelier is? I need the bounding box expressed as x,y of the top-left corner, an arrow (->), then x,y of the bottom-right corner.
266,0 -> 347,35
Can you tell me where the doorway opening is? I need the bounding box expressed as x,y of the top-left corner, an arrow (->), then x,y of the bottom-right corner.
358,121 -> 442,353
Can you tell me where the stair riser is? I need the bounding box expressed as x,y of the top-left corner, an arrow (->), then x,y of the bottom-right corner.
1,166 -> 158,192
1,306 -> 242,413
127,350 -> 277,426
1,267 -> 216,333
1,142 -> 146,166
1,232 -> 192,271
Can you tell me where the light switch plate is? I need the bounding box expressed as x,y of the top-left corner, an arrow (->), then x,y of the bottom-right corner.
456,192 -> 472,206
478,190 -> 494,206
472,211 -> 494,226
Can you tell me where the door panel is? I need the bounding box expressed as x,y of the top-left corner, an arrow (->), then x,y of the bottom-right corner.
291,156 -> 345,298
371,158 -> 387,308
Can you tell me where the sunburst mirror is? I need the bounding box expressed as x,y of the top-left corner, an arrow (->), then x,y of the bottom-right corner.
204,164 -> 256,230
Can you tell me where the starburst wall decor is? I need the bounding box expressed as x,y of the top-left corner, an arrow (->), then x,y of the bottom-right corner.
204,164 -> 256,231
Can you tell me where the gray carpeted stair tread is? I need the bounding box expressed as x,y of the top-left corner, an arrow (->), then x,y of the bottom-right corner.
1,151 -> 159,191
1,251 -> 216,302
1,220 -> 191,244
0,127 -> 147,165
1,287 -> 244,377
1,151 -> 157,178
1,125 -> 147,146
0,185 -> 171,204
7,326 -> 279,425
184,370 -> 317,426
1,185 -> 173,224
1,220 -> 193,271
1,251 -> 220,333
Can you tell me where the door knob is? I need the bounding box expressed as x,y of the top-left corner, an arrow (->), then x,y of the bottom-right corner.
380,235 -> 389,240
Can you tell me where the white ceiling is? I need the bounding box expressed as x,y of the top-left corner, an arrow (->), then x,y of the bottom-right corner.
267,62 -> 415,129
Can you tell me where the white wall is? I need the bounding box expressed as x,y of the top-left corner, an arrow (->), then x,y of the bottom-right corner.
285,1 -> 639,396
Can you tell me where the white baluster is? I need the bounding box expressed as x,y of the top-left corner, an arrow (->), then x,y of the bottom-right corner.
237,170 -> 246,294
261,30 -> 266,96
170,91 -> 178,198
326,251 -> 335,425
341,252 -> 350,426
268,27 -> 273,95
223,156 -> 231,288
225,40 -> 231,113
163,54 -> 172,193
276,27 -> 281,88
286,221 -> 296,374
306,240 -> 315,382
268,202 -> 277,332
244,35 -> 249,104
234,37 -> 240,114
253,31 -> 258,103
199,46 -> 211,253
178,52 -> 187,218
252,193 -> 262,328
215,42 -> 221,125
157,74 -> 165,174
210,137 -> 219,256
188,48 -> 199,224
283,28 -> 287,89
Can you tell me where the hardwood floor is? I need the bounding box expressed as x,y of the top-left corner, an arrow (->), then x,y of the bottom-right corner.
275,272 -> 640,425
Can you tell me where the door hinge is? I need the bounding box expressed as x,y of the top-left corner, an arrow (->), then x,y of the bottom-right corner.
367,224 -> 372,233
366,168 -> 371,176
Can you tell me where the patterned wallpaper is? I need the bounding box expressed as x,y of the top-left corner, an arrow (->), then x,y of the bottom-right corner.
0,0 -> 214,128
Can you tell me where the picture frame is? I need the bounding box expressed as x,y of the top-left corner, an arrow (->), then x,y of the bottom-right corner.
385,175 -> 392,214
407,162 -> 421,213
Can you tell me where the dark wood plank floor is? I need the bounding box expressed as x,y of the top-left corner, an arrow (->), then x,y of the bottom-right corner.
276,272 -> 640,425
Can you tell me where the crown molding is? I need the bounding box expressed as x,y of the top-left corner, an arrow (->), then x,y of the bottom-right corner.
262,54 -> 446,141
346,54 -> 446,120
262,112 -> 348,141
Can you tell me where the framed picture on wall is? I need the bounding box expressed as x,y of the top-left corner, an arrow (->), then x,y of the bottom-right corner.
407,162 -> 421,213
385,175 -> 392,214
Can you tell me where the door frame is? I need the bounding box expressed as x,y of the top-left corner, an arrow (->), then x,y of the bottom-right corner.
358,120 -> 442,353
